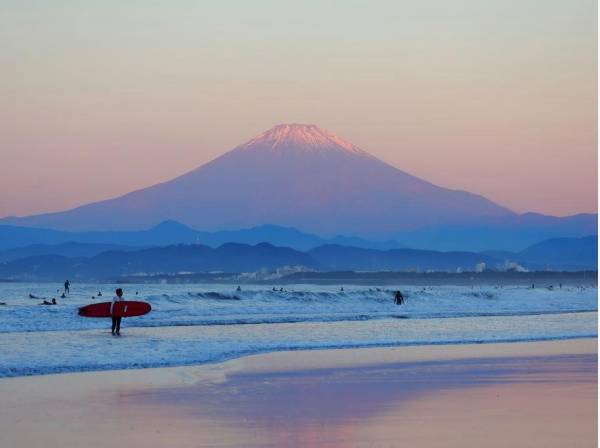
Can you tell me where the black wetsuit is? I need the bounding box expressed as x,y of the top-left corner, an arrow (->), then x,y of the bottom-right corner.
111,316 -> 122,334
394,291 -> 404,305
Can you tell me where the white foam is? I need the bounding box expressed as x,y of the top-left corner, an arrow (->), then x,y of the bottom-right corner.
0,283 -> 596,377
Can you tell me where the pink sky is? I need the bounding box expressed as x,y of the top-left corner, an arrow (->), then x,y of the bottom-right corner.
0,0 -> 597,218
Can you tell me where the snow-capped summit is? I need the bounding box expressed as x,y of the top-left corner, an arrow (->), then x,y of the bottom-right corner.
240,123 -> 368,155
0,124 -> 515,235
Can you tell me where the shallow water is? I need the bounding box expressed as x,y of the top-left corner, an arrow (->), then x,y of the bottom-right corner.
0,282 -> 596,377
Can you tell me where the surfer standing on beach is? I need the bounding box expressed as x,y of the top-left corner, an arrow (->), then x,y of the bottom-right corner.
110,288 -> 125,336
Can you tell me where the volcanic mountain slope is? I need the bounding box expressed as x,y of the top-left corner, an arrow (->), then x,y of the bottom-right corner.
2,124 -> 514,236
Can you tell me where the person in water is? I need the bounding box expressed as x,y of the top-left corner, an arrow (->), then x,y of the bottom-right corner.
64,280 -> 70,295
41,298 -> 57,305
394,290 -> 405,305
111,288 -> 125,336
97,291 -> 102,297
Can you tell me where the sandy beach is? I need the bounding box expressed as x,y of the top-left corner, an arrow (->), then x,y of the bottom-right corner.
0,338 -> 596,448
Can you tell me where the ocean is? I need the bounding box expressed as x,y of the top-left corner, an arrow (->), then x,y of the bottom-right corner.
0,282 -> 596,377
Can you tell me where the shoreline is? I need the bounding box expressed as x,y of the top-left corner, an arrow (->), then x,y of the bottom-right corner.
0,338 -> 597,448
0,339 -> 596,447
1,337 -> 595,386
2,330 -> 596,379
2,283 -> 596,379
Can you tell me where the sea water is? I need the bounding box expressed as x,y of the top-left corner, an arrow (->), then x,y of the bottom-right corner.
0,282 -> 596,377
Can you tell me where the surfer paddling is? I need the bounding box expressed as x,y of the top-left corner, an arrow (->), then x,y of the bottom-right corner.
111,288 -> 125,336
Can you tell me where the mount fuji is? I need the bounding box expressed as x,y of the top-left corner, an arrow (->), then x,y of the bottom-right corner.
0,124 -> 591,242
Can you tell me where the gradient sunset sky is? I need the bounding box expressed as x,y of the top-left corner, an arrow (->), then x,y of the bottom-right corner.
1,0 -> 597,218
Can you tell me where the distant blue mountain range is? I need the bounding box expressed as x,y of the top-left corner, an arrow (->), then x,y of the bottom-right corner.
0,216 -> 596,253
0,235 -> 595,281
396,213 -> 597,251
0,221 -> 403,252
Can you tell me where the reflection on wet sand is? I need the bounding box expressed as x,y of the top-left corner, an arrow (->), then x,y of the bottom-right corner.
0,340 -> 596,448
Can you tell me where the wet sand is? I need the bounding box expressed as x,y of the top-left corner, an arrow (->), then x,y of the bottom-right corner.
0,339 -> 596,447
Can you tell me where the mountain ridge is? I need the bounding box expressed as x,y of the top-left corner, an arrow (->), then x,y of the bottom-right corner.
0,221 -> 405,252
0,213 -> 596,253
0,124 -> 514,236
0,235 -> 595,281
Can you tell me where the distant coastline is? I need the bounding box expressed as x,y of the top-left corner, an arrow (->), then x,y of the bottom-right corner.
0,234 -> 596,282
